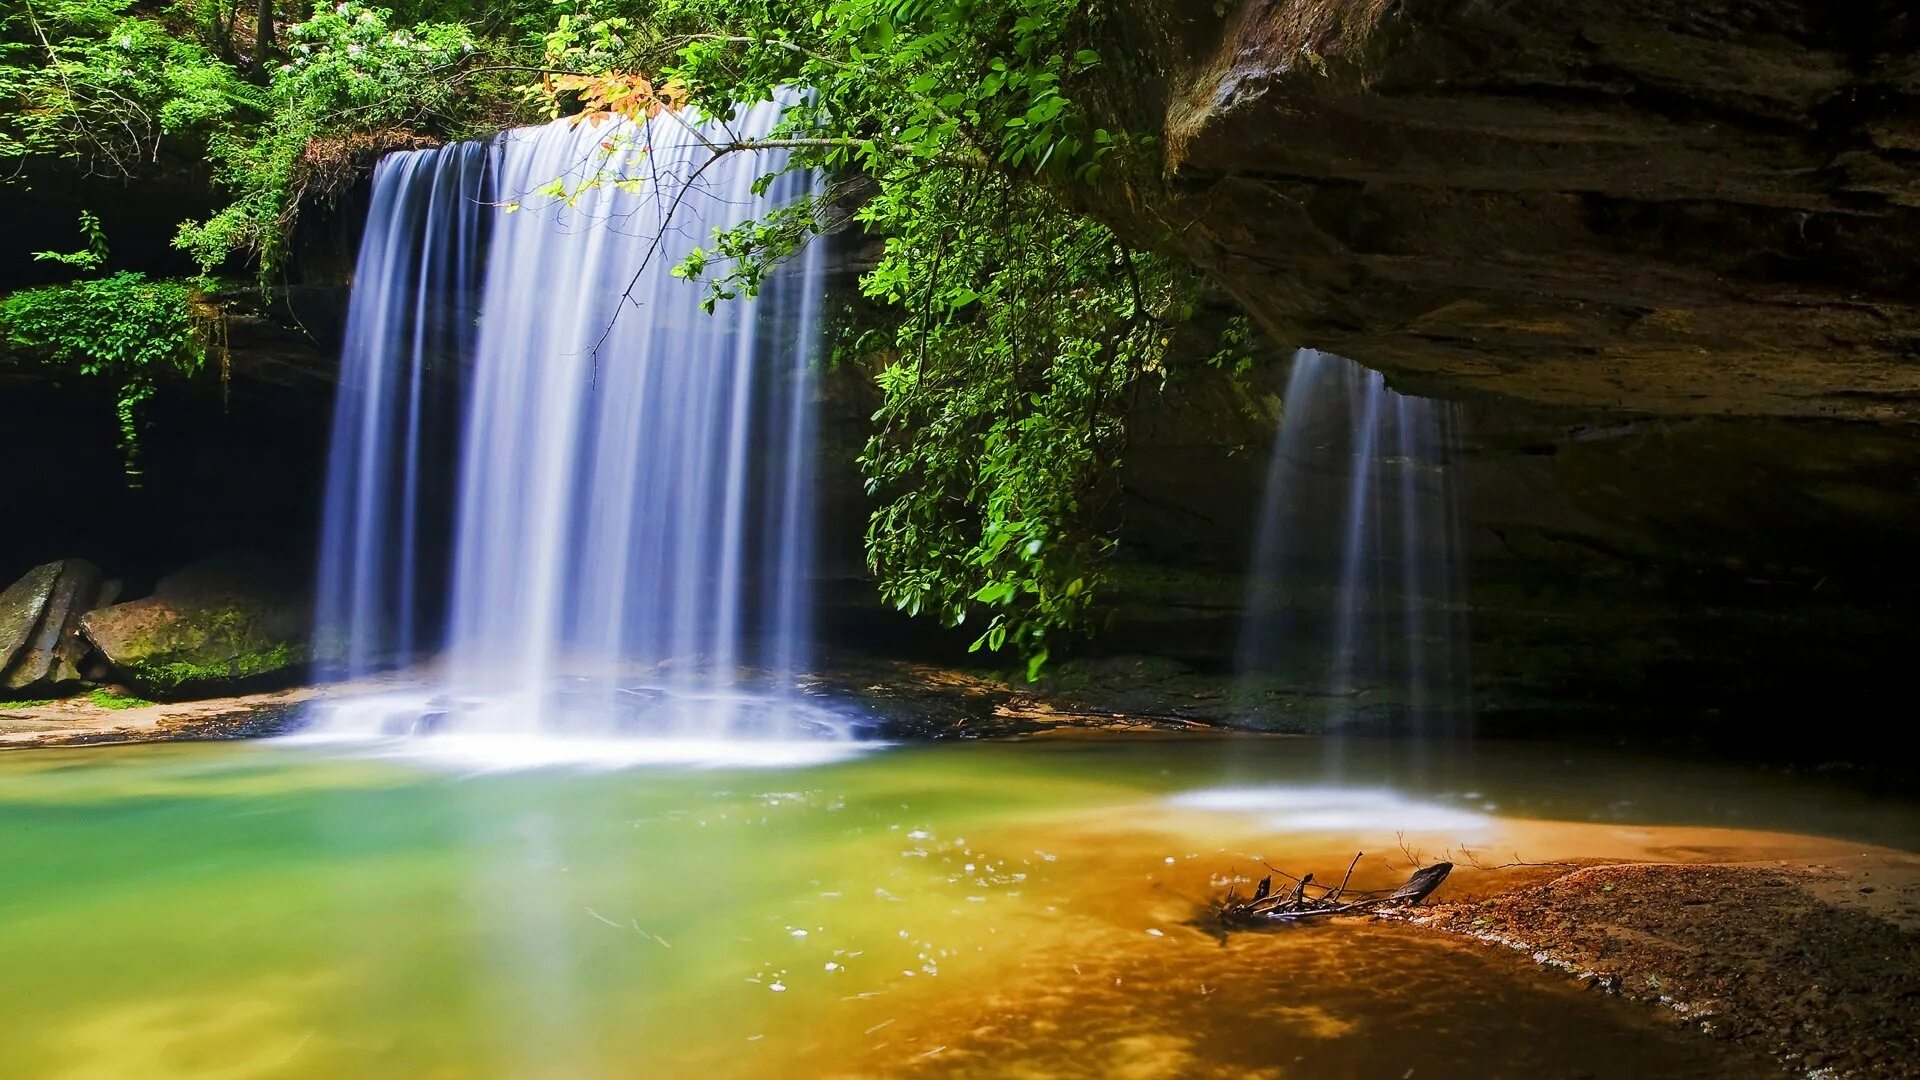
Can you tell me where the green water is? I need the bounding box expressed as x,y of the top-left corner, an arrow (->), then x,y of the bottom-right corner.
0,736 -> 1910,1078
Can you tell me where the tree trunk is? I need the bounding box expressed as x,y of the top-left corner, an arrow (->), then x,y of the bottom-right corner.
251,0 -> 273,76
213,1 -> 235,63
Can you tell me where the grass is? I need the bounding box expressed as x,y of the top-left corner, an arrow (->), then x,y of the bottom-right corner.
88,688 -> 156,710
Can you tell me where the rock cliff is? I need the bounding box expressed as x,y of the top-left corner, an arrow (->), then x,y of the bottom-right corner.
1083,0 -> 1920,420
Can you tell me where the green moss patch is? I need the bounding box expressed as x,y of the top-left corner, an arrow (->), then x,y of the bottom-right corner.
88,688 -> 155,710
128,641 -> 304,694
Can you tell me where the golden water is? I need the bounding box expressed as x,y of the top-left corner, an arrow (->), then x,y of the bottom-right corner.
0,735 -> 1909,1078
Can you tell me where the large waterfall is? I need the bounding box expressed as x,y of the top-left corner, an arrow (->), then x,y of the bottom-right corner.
308,100 -> 852,757
1237,349 -> 1470,732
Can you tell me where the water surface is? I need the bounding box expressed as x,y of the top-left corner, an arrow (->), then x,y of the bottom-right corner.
1,735 -> 1910,1078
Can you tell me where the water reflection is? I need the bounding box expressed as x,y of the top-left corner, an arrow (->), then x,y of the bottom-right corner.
1168,786 -> 1493,834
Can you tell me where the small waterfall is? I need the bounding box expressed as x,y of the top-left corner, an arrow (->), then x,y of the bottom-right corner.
310,99 -> 848,752
1237,350 -> 1469,732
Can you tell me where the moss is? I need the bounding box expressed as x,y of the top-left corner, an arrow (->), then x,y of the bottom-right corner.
1,698 -> 56,709
129,640 -> 304,693
88,688 -> 155,710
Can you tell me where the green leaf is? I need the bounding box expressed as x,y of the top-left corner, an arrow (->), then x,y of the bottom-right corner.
1025,647 -> 1050,681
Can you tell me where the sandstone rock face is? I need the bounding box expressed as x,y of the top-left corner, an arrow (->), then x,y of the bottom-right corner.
1055,2 -> 1920,728
79,551 -> 311,698
1085,1 -> 1920,421
1100,346 -> 1920,727
0,559 -> 112,693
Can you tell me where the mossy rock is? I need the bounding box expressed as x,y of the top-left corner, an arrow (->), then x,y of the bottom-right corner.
2,558 -> 113,694
78,551 -> 310,699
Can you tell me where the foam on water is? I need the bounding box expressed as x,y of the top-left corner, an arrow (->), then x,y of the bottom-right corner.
280,730 -> 874,771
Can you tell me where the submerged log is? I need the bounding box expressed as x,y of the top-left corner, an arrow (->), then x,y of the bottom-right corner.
1217,856 -> 1452,927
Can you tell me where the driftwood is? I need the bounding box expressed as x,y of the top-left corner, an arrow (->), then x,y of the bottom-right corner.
1217,856 -> 1452,927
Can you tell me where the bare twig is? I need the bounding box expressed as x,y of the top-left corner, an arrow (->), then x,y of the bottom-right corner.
1455,844 -> 1577,872
1217,855 -> 1452,927
1332,851 -> 1363,901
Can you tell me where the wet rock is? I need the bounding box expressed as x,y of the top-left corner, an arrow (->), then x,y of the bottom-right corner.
78,551 -> 311,699
1,559 -> 113,693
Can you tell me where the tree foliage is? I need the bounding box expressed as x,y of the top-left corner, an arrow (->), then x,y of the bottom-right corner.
1,264 -> 211,486
175,1 -> 479,275
851,171 -> 1191,675
647,1 -> 1199,671
0,0 -> 255,176
3,0 -> 1233,670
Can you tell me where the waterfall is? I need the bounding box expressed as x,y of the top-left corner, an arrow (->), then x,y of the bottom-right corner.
314,141 -> 488,681
1237,350 -> 1470,731
309,99 -> 850,754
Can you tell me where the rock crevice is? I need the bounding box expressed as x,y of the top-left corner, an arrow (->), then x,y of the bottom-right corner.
0,560 -> 115,693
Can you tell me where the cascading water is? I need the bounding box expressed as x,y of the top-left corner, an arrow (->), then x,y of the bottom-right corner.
314,141 -> 489,681
1237,349 -> 1469,732
308,98 -> 853,757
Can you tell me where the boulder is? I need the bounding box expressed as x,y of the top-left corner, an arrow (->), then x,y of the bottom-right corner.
1,559 -> 113,693
79,551 -> 311,698
0,562 -> 61,677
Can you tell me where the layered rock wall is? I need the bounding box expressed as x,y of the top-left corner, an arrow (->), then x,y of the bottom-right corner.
1083,0 -> 1920,420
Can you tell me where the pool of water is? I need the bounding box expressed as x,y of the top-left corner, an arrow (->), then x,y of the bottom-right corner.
1,734 -> 1912,1078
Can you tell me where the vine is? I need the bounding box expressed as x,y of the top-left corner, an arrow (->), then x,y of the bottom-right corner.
2,223 -> 218,487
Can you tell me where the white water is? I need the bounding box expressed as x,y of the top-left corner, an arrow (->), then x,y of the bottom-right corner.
1237,349 -> 1469,730
314,141 -> 488,678
310,99 -> 857,756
